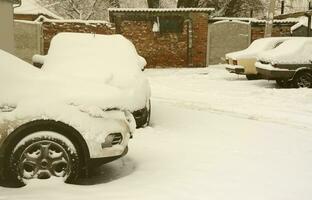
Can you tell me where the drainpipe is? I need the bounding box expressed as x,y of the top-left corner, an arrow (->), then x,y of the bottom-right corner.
0,0 -> 15,53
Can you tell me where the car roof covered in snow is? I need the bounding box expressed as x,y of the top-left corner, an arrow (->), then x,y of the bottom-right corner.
257,37 -> 312,65
226,37 -> 293,60
42,33 -> 146,85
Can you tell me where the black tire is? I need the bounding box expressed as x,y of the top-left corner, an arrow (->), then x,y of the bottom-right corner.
146,99 -> 151,126
293,71 -> 312,88
276,80 -> 291,88
3,132 -> 80,187
246,74 -> 260,80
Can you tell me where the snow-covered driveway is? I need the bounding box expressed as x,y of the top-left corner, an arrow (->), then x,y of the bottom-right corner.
1,66 -> 312,200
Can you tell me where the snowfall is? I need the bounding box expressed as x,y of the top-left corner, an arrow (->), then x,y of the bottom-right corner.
1,66 -> 312,200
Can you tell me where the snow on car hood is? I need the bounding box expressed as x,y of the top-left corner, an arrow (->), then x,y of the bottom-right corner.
257,38 -> 312,65
226,37 -> 292,60
0,50 -> 147,113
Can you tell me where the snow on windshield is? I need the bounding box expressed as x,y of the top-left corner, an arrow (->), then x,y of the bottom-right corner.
226,37 -> 291,60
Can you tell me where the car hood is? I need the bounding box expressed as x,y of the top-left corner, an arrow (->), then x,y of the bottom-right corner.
0,50 -> 149,112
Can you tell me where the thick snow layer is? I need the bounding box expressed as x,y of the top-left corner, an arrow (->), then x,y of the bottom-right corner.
0,50 -> 144,112
108,7 -> 215,12
35,16 -> 113,26
291,17 -> 312,32
0,50 -> 135,158
2,66 -> 312,199
226,37 -> 292,60
257,37 -> 312,65
213,19 -> 250,25
14,0 -> 61,19
42,33 -> 150,111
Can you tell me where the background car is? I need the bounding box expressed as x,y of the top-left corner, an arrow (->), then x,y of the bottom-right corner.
0,50 -> 136,187
34,33 -> 151,128
225,37 -> 292,80
256,37 -> 312,88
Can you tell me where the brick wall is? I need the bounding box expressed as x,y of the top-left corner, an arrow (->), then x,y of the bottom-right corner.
116,12 -> 209,68
251,25 -> 293,41
191,13 -> 208,67
42,20 -> 115,53
120,20 -> 188,68
39,12 -> 209,68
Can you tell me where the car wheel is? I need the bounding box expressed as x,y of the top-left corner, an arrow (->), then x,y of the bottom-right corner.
276,80 -> 291,88
293,71 -> 312,88
246,74 -> 260,80
146,99 -> 151,126
3,132 -> 80,187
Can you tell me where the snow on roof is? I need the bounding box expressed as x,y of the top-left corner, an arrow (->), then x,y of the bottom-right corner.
14,0 -> 62,19
213,20 -> 250,25
212,17 -> 299,24
226,37 -> 293,60
35,16 -> 113,27
108,7 -> 214,13
291,17 -> 312,32
257,38 -> 312,65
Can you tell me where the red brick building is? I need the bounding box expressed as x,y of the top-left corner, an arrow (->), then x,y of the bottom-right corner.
109,8 -> 214,68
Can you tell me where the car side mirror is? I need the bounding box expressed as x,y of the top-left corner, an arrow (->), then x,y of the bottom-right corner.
32,54 -> 46,69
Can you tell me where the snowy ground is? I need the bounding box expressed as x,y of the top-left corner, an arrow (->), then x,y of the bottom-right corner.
1,65 -> 312,200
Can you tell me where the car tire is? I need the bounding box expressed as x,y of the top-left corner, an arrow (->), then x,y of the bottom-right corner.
246,74 -> 260,80
3,132 -> 80,187
146,99 -> 151,126
293,70 -> 312,88
276,80 -> 291,88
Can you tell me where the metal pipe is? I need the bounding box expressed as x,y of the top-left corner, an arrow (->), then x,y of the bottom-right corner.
281,0 -> 284,14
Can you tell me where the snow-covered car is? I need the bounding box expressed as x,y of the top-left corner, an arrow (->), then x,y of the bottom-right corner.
34,33 -> 151,128
225,37 -> 292,80
256,38 -> 312,88
0,50 -> 136,187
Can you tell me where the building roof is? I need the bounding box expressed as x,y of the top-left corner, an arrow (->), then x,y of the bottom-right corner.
210,17 -> 299,25
108,7 -> 215,13
14,0 -> 61,19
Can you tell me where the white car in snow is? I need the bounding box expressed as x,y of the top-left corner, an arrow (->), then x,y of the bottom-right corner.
225,37 -> 292,80
33,33 -> 151,128
256,37 -> 312,88
0,50 -> 136,187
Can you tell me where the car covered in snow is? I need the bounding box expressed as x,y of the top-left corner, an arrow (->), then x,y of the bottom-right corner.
0,50 -> 136,187
255,37 -> 312,88
34,33 -> 151,128
225,37 -> 292,80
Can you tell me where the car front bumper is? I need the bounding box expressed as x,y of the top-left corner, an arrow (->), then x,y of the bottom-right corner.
225,65 -> 245,74
255,63 -> 295,80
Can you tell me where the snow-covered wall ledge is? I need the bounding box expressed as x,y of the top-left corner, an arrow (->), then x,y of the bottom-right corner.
39,16 -> 115,53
